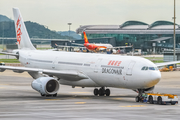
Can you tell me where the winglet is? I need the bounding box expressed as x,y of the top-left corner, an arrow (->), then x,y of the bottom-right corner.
13,7 -> 36,50
83,31 -> 89,43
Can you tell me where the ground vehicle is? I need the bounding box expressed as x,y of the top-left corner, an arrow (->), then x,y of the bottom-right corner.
0,62 -> 5,66
137,93 -> 178,105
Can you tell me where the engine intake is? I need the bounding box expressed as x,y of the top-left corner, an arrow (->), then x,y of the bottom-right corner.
31,77 -> 59,95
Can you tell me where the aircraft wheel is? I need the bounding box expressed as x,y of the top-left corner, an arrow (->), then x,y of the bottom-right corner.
149,95 -> 154,104
135,96 -> 140,102
157,96 -> 162,105
105,89 -> 110,96
53,93 -> 57,97
41,93 -> 45,97
94,88 -> 99,96
99,88 -> 104,96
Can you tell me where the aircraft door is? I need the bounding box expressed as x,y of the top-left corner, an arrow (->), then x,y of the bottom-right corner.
94,58 -> 102,73
25,52 -> 31,66
126,61 -> 136,76
52,57 -> 58,69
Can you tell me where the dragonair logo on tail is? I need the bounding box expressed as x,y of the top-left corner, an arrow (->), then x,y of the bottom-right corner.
16,16 -> 22,44
83,32 -> 89,43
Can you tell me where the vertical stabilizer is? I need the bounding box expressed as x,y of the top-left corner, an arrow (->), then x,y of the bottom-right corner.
83,31 -> 89,43
13,8 -> 36,50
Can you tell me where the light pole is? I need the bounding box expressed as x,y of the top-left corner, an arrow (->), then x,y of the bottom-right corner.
2,22 -> 4,51
173,0 -> 176,66
68,23 -> 72,40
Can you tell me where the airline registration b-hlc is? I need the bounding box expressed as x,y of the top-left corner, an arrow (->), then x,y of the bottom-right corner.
0,8 -> 180,102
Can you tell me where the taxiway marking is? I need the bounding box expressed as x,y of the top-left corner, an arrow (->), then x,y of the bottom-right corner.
111,98 -> 123,100
120,105 -> 145,107
69,92 -> 90,94
75,102 -> 86,104
45,99 -> 60,101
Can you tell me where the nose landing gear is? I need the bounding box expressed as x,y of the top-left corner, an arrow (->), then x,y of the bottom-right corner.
93,87 -> 110,96
135,89 -> 144,102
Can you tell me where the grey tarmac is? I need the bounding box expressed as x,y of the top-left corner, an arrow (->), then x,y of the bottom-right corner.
0,70 -> 180,120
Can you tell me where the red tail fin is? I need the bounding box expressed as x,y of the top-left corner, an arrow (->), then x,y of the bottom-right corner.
83,31 -> 89,43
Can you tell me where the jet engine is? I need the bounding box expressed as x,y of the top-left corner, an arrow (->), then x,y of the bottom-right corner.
31,77 -> 59,96
144,86 -> 155,92
133,86 -> 155,93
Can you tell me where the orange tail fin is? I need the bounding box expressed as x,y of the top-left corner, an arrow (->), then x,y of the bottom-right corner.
83,31 -> 89,43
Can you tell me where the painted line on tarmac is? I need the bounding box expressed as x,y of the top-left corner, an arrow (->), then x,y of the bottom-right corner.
44,99 -> 60,101
111,98 -> 123,100
120,105 -> 146,107
75,102 -> 86,104
69,92 -> 90,94
0,84 -> 9,85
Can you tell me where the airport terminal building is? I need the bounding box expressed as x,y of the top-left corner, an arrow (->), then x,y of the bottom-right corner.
76,21 -> 180,53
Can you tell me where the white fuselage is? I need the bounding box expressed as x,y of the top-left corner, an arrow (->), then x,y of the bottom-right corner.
95,44 -> 113,48
17,50 -> 161,90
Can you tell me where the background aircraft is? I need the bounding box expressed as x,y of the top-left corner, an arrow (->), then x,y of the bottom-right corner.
55,31 -> 132,52
0,8 -> 180,102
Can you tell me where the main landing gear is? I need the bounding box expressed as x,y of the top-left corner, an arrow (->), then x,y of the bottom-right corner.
93,87 -> 110,96
41,93 -> 57,97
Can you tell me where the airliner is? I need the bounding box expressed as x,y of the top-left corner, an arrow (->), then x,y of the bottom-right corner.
56,31 -> 132,52
82,31 -> 112,52
0,8 -> 179,102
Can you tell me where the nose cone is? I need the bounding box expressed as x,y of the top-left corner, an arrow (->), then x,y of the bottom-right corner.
151,71 -> 161,86
146,71 -> 161,87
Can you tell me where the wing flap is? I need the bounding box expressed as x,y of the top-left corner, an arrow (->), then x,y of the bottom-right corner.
0,66 -> 88,81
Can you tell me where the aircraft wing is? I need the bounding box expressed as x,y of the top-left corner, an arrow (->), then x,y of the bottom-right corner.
107,46 -> 132,49
0,66 -> 88,81
0,52 -> 19,56
155,61 -> 180,67
56,45 -> 74,48
71,43 -> 84,46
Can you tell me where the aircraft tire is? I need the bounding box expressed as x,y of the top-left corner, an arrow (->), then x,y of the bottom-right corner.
135,96 -> 140,102
105,89 -> 110,96
53,93 -> 57,97
99,88 -> 104,96
94,88 -> 99,96
41,93 -> 45,97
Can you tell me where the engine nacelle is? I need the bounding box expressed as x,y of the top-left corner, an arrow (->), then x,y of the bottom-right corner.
31,77 -> 59,95
144,86 -> 155,92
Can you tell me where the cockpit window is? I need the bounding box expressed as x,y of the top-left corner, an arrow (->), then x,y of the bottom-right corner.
142,66 -> 158,71
141,66 -> 145,70
149,67 -> 159,70
149,67 -> 155,70
145,67 -> 148,70
141,66 -> 148,70
155,67 -> 159,70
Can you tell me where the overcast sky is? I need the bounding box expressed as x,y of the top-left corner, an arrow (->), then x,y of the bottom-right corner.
0,0 -> 180,32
